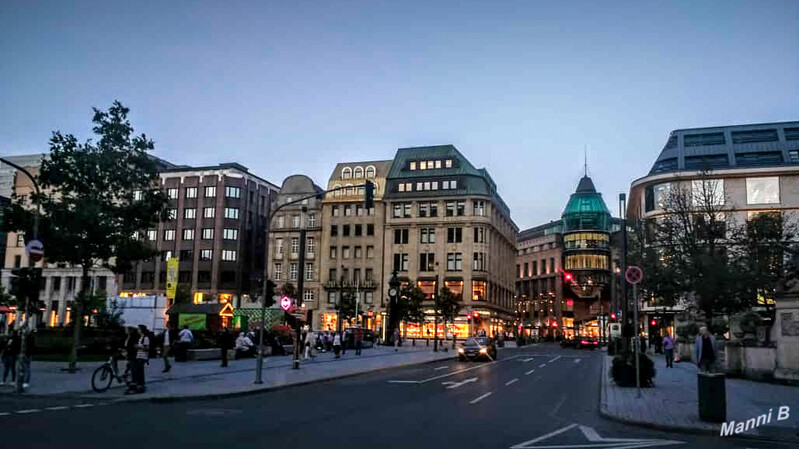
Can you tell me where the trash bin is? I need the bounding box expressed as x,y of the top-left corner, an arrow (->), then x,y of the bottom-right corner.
697,372 -> 727,422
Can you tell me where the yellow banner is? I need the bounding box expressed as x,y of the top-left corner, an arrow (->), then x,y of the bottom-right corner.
166,257 -> 179,299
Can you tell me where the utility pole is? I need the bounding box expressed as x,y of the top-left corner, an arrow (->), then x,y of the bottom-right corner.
619,193 -> 630,352
255,191 -> 273,384
293,210 -> 307,370
433,273 -> 439,352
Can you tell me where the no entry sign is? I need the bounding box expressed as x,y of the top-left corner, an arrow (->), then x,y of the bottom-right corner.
625,266 -> 643,285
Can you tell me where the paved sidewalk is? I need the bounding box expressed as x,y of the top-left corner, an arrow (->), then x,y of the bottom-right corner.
600,353 -> 799,443
0,344 -> 456,400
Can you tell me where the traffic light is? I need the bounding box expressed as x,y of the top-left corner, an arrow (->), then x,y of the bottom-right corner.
610,312 -> 617,320
364,180 -> 374,209
650,319 -> 657,327
264,280 -> 277,307
551,321 -> 558,328
8,267 -> 42,312
563,272 -> 573,282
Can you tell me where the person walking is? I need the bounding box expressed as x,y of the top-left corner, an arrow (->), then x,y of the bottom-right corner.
341,329 -> 348,355
393,328 -> 400,352
662,333 -> 675,368
354,327 -> 364,356
333,332 -> 342,358
219,328 -> 234,367
304,330 -> 315,360
695,326 -> 717,373
127,325 -> 150,394
160,323 -> 173,373
1,330 -> 20,385
177,325 -> 194,362
20,329 -> 35,389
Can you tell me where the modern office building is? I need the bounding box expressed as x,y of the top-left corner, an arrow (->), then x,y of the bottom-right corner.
383,145 -> 518,339
318,160 -> 392,332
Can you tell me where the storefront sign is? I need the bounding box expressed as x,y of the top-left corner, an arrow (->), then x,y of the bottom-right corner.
179,313 -> 206,330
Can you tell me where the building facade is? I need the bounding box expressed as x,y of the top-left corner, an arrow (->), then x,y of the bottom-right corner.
383,145 -> 517,339
318,161 -> 392,332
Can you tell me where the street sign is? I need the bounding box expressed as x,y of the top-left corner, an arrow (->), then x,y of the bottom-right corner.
625,266 -> 643,285
279,296 -> 292,311
25,239 -> 44,262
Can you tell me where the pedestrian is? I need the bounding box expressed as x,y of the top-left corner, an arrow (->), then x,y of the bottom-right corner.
177,325 -> 194,362
304,330 -> 315,360
1,330 -> 20,385
235,332 -> 256,359
130,325 -> 150,393
325,332 -> 332,352
393,328 -> 400,352
124,327 -> 138,379
219,328 -> 234,367
333,332 -> 342,358
695,326 -> 717,373
662,333 -> 675,368
20,329 -> 35,389
160,323 -> 173,373
341,329 -> 348,355
355,327 -> 364,356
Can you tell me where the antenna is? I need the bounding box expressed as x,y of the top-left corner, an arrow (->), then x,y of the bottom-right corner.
584,145 -> 588,177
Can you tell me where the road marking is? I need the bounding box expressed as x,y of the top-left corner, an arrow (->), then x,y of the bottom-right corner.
433,366 -> 449,371
16,409 -> 41,414
44,406 -> 69,411
441,377 -> 478,389
538,364 -> 546,368
548,356 -> 562,363
525,369 -> 536,375
73,404 -> 94,408
505,378 -> 519,386
0,412 -> 10,416
469,392 -> 492,404
510,423 -> 684,448
549,394 -> 568,417
522,357 -> 535,362
387,355 -> 521,385
574,358 -> 581,364
387,380 -> 420,384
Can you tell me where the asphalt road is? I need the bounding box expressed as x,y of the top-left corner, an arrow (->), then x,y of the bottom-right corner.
0,344 -> 792,448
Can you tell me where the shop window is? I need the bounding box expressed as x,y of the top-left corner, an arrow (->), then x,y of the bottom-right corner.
472,280 -> 486,301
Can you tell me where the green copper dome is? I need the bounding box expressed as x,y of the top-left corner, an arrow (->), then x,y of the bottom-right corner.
562,176 -> 611,232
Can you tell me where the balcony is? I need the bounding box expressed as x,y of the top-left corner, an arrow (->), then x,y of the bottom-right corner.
323,279 -> 377,290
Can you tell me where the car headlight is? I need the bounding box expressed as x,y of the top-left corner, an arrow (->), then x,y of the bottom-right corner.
479,348 -> 487,354
458,348 -> 464,353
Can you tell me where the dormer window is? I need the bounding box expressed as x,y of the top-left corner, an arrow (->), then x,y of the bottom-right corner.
342,167 -> 352,179
354,166 -> 364,178
365,166 -> 376,178
420,161 -> 427,170
410,162 -> 417,170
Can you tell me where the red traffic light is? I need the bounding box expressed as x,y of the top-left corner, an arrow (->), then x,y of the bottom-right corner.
551,322 -> 558,328
650,319 -> 657,326
563,272 -> 573,281
473,312 -> 480,318
565,299 -> 574,307
610,313 -> 617,320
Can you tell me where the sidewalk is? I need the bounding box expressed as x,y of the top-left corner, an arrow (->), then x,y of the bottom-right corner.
0,344 -> 455,401
599,353 -> 799,443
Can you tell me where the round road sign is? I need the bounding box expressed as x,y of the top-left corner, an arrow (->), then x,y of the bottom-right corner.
25,239 -> 44,262
625,266 -> 643,284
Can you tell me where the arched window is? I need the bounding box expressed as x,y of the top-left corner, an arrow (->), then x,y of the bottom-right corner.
345,183 -> 353,196
333,184 -> 342,197
365,166 -> 376,179
342,167 -> 352,179
354,166 -> 364,179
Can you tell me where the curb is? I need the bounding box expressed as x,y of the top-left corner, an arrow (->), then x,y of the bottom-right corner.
596,355 -> 799,445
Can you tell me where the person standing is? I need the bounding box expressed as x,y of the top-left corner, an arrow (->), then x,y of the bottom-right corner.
393,328 -> 400,352
160,324 -> 172,373
219,328 -> 234,367
333,332 -> 342,358
695,326 -> 717,373
20,329 -> 35,389
129,325 -> 150,394
1,330 -> 20,385
177,325 -> 194,362
662,333 -> 675,368
341,329 -> 349,355
354,327 -> 364,356
304,330 -> 315,360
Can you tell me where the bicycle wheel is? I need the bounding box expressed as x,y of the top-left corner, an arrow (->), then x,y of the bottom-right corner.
91,365 -> 114,393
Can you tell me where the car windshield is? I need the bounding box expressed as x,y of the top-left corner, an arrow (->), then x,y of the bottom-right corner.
466,337 -> 488,346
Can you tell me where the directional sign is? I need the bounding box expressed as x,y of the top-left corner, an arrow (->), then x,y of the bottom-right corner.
279,296 -> 292,311
441,377 -> 477,389
510,423 -> 682,449
25,239 -> 44,262
625,266 -> 643,285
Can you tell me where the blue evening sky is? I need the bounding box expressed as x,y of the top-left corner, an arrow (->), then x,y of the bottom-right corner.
2,1 -> 797,229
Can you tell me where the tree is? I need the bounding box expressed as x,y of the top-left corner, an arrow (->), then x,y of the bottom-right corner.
337,290 -> 357,324
435,287 -> 462,332
398,285 -> 426,327
3,102 -> 168,370
94,296 -> 125,329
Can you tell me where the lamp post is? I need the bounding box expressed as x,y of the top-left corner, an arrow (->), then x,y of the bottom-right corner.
619,193 -> 630,352
387,270 -> 400,345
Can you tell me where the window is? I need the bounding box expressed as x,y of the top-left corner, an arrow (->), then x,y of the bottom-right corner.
223,228 -> 238,240
354,246 -> 362,258
290,263 -> 298,281
366,166 -> 376,178
167,208 -> 177,220
328,291 -> 337,304
365,269 -> 374,281
204,186 -> 216,197
147,229 -> 157,241
541,259 -> 546,275
420,161 -> 427,170
474,252 -> 486,271
329,268 -> 337,282
275,238 -> 284,255
789,150 -> 799,164
394,229 -> 409,244
13,255 -> 21,268
393,253 -> 409,272
420,253 -> 435,271
342,246 -> 350,259
354,224 -> 362,236
274,263 -> 282,280
523,263 -> 529,277
446,201 -> 456,217
367,224 -> 374,236
202,228 -> 214,240
445,159 -> 453,168
184,208 -> 196,219
420,228 -> 436,244
410,161 -> 417,170
15,234 -> 24,246
166,188 -> 178,199
291,237 -> 300,255
182,229 -> 195,240
456,201 -> 465,216
225,186 -> 241,198
303,236 -> 314,255
565,254 -> 609,270
308,214 -> 317,227
185,187 -> 198,199
447,253 -> 463,271
644,183 -> 672,212
393,203 -> 411,218
332,206 -> 340,217
330,225 -> 338,236
550,257 -> 555,273
532,261 -> 537,276
691,179 -> 725,206
342,167 -> 352,179
732,129 -> 778,144
305,263 -> 314,281
277,215 -> 285,228
746,177 -> 780,204
356,205 -> 363,216
684,154 -> 729,170
222,250 -> 237,261
736,151 -> 783,167
563,232 -> 611,250
200,249 -> 213,261
472,280 -> 486,301
180,249 -> 193,261
292,215 -> 300,227
473,200 -> 486,216
651,158 -> 678,173
344,205 -> 352,216
354,166 -> 364,178
474,227 -> 486,243
447,227 -> 462,243
203,207 -> 216,218
684,132 -> 726,147
366,245 -> 375,258
342,225 -> 351,236
330,246 -> 337,259
398,183 -> 406,192
224,208 -> 239,219
164,229 -> 176,241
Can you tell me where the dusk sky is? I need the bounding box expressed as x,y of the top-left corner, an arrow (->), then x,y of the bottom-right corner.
2,1 -> 797,229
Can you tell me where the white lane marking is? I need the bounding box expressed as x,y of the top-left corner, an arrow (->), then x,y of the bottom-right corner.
550,394 -> 568,417
538,364 -> 546,368
73,404 -> 94,408
0,412 -> 10,416
511,423 -> 684,448
387,380 -> 419,384
469,392 -> 493,404
45,406 -> 69,411
505,378 -> 519,386
522,357 -> 535,362
574,358 -> 581,363
419,355 -> 520,384
548,356 -> 562,363
525,369 -> 536,375
16,409 -> 41,414
441,377 -> 478,389
433,366 -> 449,371
510,423 -> 578,448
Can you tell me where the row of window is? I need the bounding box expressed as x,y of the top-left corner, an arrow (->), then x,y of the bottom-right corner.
517,258 -> 557,278
408,159 -> 454,170
652,150 -> 799,174
133,270 -> 239,285
392,251 -> 487,272
392,200 -> 486,218
340,166 -> 377,180
397,179 -> 458,192
327,290 -> 374,304
273,262 -> 316,282
644,176 -> 783,213
393,226 -> 487,244
331,204 -> 374,217
329,245 -> 375,260
330,223 -> 375,237
149,228 -> 239,242
326,267 -> 375,284
159,248 -> 237,262
162,185 -> 243,200
275,213 -> 318,228
165,207 -> 241,220
275,237 -> 317,256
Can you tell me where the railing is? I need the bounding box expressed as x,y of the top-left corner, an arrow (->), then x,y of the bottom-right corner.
323,279 -> 377,290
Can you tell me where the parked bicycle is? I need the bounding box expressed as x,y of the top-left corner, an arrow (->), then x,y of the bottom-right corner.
91,352 -> 130,393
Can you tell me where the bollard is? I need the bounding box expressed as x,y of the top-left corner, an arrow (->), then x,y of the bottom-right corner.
412,339 -> 416,346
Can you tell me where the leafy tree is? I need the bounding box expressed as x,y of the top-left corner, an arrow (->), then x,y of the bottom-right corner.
398,285 -> 426,327
435,287 -> 462,327
337,290 -> 357,323
94,296 -> 125,329
2,102 -> 168,370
